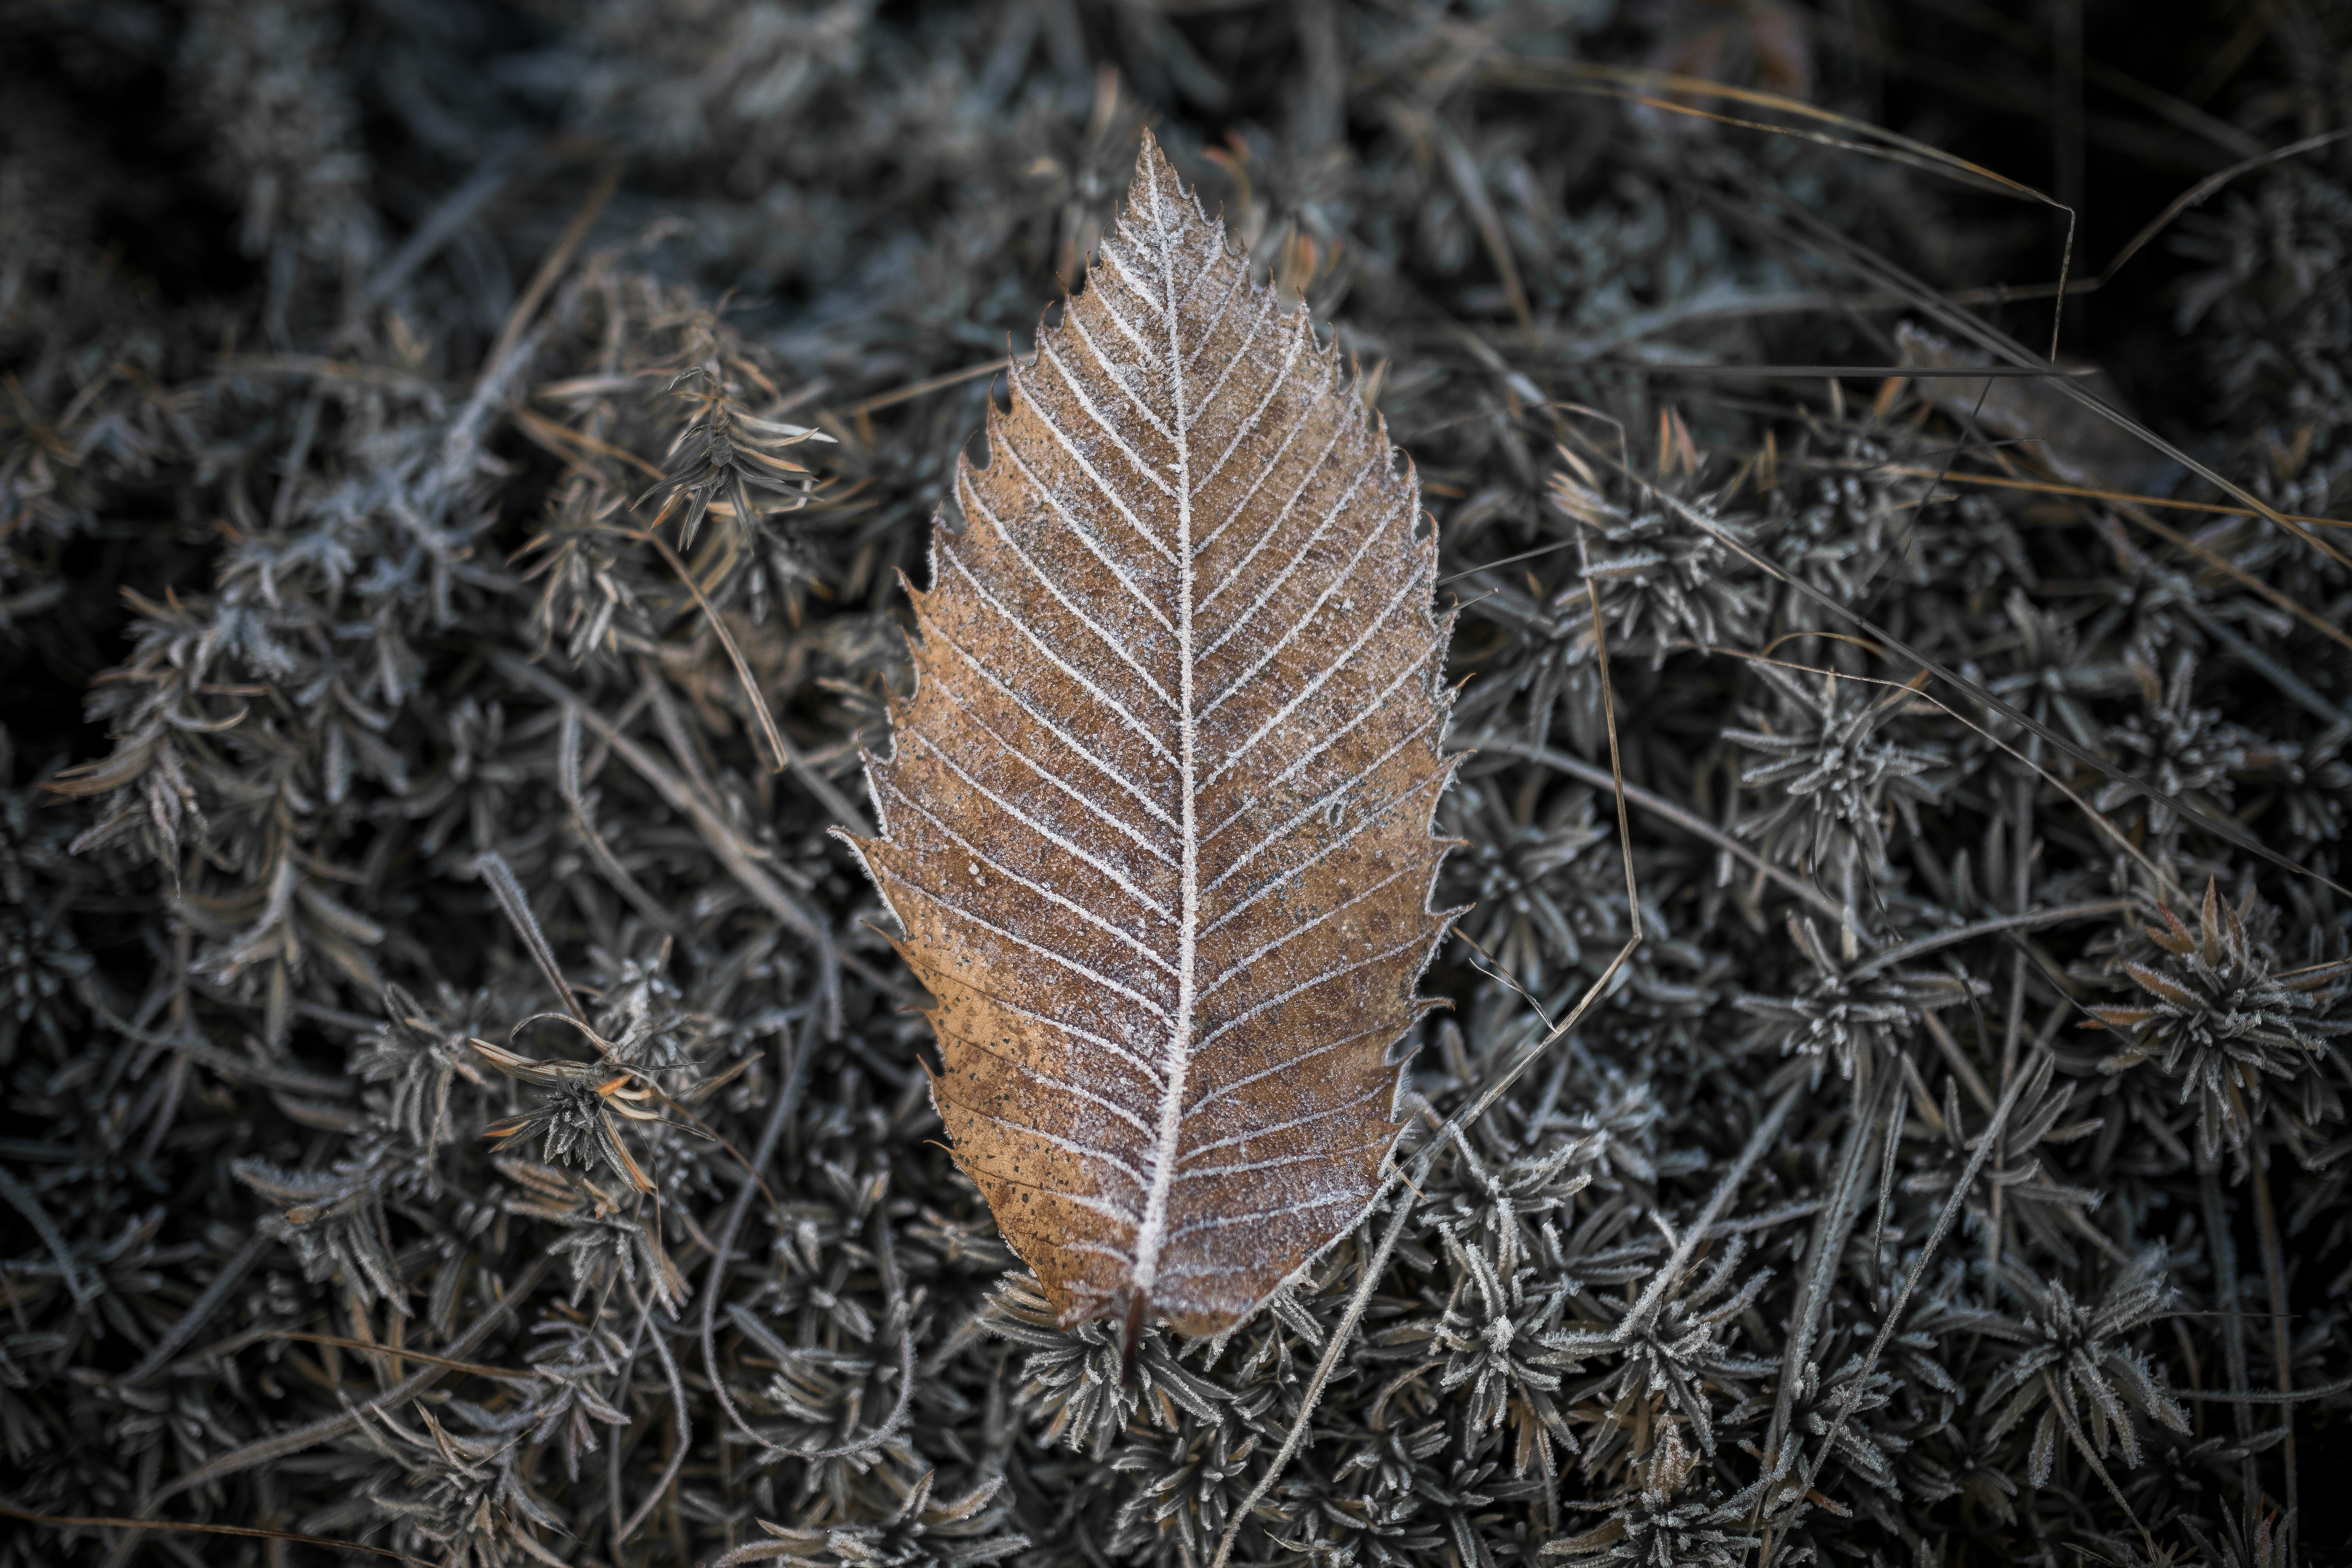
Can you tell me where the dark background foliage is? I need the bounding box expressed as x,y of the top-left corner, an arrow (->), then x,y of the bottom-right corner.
2,2 -> 2349,1566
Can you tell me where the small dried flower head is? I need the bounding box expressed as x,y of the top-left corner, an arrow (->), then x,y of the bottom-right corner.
1781,1349 -> 1912,1500
2087,882 -> 2348,1163
1540,1059 -> 1676,1190
732,1469 -> 1029,1567
1737,914 -> 1977,1088
1555,1236 -> 1776,1457
1108,1410 -> 1269,1568
642,320 -> 831,552
1728,663 -> 1941,885
985,1275 -> 1226,1459
234,1135 -> 422,1307
354,982 -> 493,1156
1409,1219 -> 1586,1473
522,1316 -> 632,1481
364,1402 -> 570,1568
0,901 -> 87,1064
1294,1408 -> 1549,1565
1413,1116 -> 1599,1253
1450,780 -> 1614,989
1455,422 -> 1763,759
588,938 -> 702,1068
473,1038 -> 660,1193
2093,651 -> 2273,840
1966,1254 -> 2189,1487
1899,1048 -> 2103,1254
545,1193 -> 687,1310
1545,1422 -> 1763,1568
1544,427 -> 1764,667
1984,587 -> 2133,746
2274,722 -> 2350,860
517,485 -> 653,664
1762,422 -> 1930,608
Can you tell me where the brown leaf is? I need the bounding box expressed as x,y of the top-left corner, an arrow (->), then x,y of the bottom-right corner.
843,134 -> 1459,1338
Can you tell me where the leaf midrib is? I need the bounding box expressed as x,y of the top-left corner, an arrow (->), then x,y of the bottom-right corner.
1132,156 -> 1197,1306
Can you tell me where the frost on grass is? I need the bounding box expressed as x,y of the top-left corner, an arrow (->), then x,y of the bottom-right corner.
2,4 -> 2349,1568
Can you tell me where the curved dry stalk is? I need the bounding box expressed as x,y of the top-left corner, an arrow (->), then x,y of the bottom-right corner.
2043,1368 -> 2161,1560
115,1233 -> 275,1386
700,1030 -> 818,1454
489,651 -> 853,1035
1755,183 -> 2352,581
1768,1052 -> 2043,1564
1467,735 -> 1851,927
134,1255 -> 556,1512
1847,903 -> 2131,977
1762,1072 -> 1895,1472
2249,1159 -> 2299,1521
0,1503 -> 435,1567
615,1276 -> 695,1546
1851,461 -> 2352,534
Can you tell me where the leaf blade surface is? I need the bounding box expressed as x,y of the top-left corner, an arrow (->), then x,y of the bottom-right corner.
850,134 -> 1457,1336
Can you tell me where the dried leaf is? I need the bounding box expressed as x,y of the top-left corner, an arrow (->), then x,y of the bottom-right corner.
846,135 -> 1458,1337
1893,321 -> 2174,494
